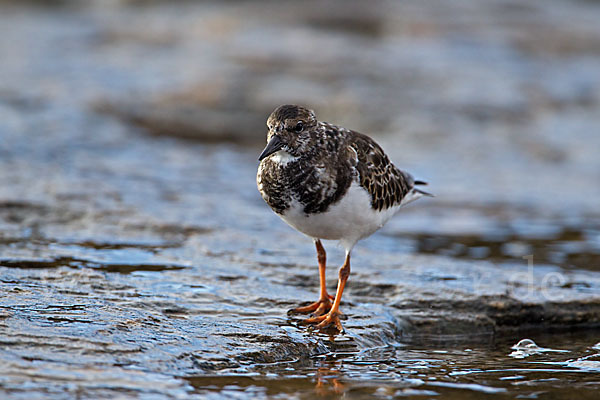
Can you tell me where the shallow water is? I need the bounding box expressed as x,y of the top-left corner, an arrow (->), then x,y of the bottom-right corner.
1,137 -> 598,398
1,0 -> 600,399
187,331 -> 600,399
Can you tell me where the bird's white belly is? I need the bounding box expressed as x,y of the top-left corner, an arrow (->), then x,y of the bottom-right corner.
279,182 -> 400,250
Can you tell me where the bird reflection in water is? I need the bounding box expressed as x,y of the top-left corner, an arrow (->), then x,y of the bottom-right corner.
315,364 -> 345,396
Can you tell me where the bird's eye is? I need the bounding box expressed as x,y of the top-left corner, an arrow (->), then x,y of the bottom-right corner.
294,122 -> 304,132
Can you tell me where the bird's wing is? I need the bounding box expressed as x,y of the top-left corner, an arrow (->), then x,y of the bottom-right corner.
348,132 -> 417,211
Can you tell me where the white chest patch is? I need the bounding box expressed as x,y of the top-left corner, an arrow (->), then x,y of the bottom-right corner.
270,150 -> 298,165
278,182 -> 402,251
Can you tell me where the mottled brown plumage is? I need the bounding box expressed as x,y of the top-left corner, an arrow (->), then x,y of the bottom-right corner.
348,131 -> 416,211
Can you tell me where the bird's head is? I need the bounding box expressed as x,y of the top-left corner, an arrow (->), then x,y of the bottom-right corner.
258,105 -> 318,161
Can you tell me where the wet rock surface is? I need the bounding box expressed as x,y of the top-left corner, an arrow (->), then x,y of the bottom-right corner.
1,0 -> 600,398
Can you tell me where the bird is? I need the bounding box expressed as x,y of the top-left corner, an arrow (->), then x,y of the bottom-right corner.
256,105 -> 431,332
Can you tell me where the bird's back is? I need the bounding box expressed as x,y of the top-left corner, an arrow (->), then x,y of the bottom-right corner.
345,130 -> 418,212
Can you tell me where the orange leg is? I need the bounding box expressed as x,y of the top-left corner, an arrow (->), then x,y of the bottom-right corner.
302,252 -> 350,332
289,239 -> 334,316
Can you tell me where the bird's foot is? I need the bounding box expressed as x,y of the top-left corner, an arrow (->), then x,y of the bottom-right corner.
288,294 -> 335,317
301,311 -> 344,333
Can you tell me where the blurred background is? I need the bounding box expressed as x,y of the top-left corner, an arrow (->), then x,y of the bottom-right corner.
1,0 -> 600,398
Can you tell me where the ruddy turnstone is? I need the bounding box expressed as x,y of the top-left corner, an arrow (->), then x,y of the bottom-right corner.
256,105 -> 431,332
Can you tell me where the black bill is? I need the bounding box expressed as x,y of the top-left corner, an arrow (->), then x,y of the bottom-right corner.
258,135 -> 284,161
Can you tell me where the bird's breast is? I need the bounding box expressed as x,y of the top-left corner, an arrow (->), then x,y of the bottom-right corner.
279,182 -> 400,249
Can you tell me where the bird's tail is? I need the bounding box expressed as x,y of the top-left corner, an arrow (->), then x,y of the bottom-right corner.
399,180 -> 433,206
413,180 -> 434,197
